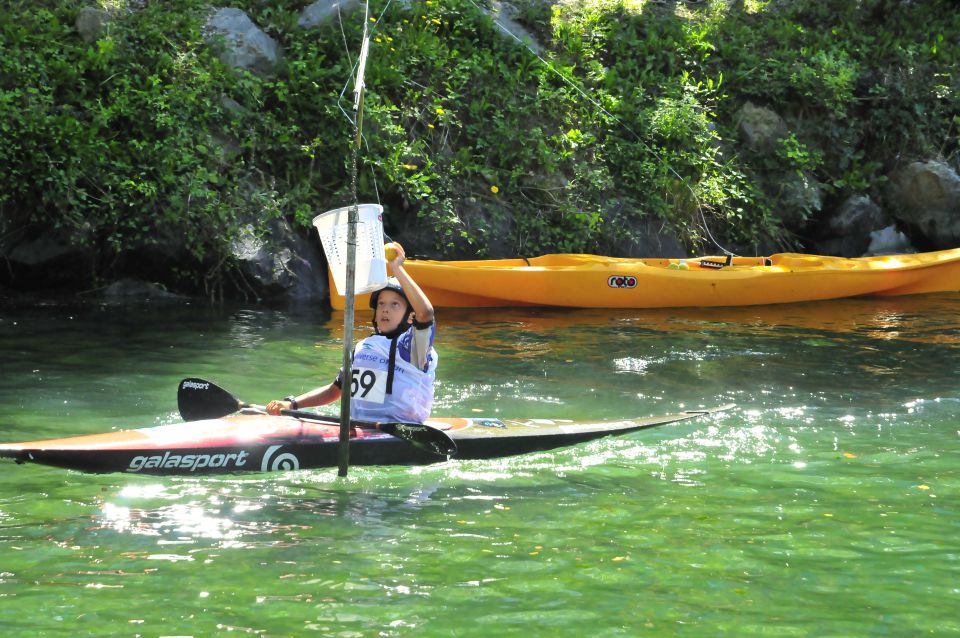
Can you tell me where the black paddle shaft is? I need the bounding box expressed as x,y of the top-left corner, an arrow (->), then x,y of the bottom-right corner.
278,409 -> 456,457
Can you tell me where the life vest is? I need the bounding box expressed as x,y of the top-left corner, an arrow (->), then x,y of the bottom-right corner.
346,328 -> 437,424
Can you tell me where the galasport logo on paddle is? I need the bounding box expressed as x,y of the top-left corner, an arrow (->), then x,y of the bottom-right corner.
127,450 -> 250,472
607,275 -> 637,289
181,380 -> 210,391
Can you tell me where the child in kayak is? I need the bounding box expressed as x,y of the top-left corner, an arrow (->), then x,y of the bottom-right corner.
266,241 -> 438,423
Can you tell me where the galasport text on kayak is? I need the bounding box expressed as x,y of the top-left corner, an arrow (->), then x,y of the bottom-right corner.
128,450 -> 250,472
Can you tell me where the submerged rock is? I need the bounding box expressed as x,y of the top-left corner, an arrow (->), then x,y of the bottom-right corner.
100,278 -> 185,300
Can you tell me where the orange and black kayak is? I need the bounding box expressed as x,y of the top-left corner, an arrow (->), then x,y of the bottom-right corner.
0,405 -> 733,475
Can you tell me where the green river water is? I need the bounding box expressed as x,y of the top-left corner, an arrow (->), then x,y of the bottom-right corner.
1,293 -> 958,637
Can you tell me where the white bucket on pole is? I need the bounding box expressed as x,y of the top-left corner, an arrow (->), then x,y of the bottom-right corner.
313,204 -> 387,296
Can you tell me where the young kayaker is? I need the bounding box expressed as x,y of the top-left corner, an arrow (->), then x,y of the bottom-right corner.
265,241 -> 438,423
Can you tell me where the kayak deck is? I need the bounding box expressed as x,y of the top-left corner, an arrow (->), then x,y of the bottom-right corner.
0,405 -> 734,475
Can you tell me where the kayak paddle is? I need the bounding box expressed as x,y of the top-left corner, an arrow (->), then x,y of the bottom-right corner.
177,378 -> 457,458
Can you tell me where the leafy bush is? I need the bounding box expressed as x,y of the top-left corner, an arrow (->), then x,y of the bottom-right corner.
1,0 -> 957,296
2,3 -> 247,290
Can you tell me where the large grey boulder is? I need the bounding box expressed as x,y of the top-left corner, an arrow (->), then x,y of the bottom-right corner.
611,218 -> 687,258
5,232 -> 76,266
231,218 -> 328,301
828,195 -> 886,235
887,160 -> 960,249
815,195 -> 890,257
205,8 -> 280,76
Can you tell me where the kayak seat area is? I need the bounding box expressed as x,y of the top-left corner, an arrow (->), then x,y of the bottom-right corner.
768,254 -> 825,270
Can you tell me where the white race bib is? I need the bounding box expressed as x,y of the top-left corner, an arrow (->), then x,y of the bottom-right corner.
350,367 -> 386,404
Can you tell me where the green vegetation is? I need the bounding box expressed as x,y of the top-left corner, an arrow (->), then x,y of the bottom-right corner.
1,0 -> 957,295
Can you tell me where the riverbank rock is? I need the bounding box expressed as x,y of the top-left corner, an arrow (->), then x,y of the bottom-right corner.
886,160 -> 960,249
205,8 -> 280,76
298,0 -> 363,28
0,230 -> 88,290
76,7 -> 111,42
484,1 -> 544,55
4,231 -> 76,266
611,217 -> 686,258
97,278 -> 186,301
736,102 -> 788,149
865,225 -> 914,256
231,218 -> 328,301
777,170 -> 823,231
814,195 -> 891,257
734,102 -> 822,233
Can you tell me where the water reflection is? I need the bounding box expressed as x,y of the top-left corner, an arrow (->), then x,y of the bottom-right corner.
363,293 -> 960,346
78,410 -> 757,547
89,475 -> 461,547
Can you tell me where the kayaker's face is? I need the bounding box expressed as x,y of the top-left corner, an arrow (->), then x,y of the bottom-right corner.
375,290 -> 409,333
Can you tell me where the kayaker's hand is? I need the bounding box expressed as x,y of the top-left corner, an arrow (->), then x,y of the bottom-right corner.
266,400 -> 290,415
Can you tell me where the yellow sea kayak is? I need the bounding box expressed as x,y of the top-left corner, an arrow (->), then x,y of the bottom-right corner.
329,247 -> 960,309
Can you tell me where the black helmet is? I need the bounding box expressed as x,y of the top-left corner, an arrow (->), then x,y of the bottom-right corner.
369,278 -> 410,310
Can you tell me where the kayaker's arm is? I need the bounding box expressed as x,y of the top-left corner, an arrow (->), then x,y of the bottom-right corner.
266,382 -> 341,415
388,243 -> 434,325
